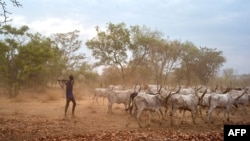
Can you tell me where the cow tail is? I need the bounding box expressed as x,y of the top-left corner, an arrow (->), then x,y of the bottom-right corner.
126,94 -> 134,113
126,95 -> 132,111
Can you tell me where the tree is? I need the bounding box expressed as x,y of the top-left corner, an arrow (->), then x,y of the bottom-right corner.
0,25 -> 29,97
238,74 -> 250,87
194,47 -> 226,85
128,25 -> 183,87
179,41 -> 199,86
0,25 -> 54,97
0,0 -> 22,26
77,62 -> 98,86
86,22 -> 130,85
147,39 -> 182,87
178,44 -> 226,86
222,68 -> 237,87
18,33 -> 54,88
128,25 -> 161,71
101,66 -> 122,85
52,30 -> 86,77
126,25 -> 162,85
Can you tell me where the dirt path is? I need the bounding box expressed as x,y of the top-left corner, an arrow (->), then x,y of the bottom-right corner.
0,93 -> 249,141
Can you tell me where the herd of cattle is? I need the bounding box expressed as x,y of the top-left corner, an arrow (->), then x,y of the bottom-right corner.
91,84 -> 249,128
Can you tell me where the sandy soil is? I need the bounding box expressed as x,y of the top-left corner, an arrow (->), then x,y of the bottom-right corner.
0,88 -> 249,141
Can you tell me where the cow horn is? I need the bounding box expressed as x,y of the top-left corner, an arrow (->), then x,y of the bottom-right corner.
175,86 -> 181,94
201,88 -> 207,99
235,88 -> 248,101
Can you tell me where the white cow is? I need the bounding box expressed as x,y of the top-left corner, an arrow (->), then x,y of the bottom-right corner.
92,88 -> 111,105
107,89 -> 134,114
126,88 -> 178,128
169,89 -> 207,125
206,88 -> 248,124
126,92 -> 172,128
108,85 -> 124,90
229,89 -> 249,114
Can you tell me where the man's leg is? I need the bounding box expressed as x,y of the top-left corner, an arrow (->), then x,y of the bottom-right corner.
72,98 -> 76,116
65,99 -> 70,116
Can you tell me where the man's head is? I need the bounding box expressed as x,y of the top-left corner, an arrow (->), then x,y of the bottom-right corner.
69,75 -> 74,80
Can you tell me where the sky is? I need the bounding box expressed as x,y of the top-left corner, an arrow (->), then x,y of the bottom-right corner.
7,0 -> 250,75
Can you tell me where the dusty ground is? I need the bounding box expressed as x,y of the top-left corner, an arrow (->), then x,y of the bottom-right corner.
0,88 -> 249,141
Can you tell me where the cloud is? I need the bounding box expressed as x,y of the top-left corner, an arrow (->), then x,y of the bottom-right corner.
12,15 -> 96,38
11,15 -> 96,61
29,18 -> 83,35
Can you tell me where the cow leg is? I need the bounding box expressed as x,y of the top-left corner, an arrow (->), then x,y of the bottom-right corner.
92,94 -> 96,105
124,103 -> 128,112
136,109 -> 143,128
156,110 -> 163,126
159,107 -> 166,121
183,110 -> 186,117
243,105 -> 247,115
108,103 -> 113,114
197,106 -> 201,117
128,105 -> 135,115
126,112 -> 134,127
164,107 -> 168,121
147,111 -> 151,127
225,107 -> 230,123
170,108 -> 177,126
181,110 -> 185,124
191,109 -> 196,124
96,96 -> 99,105
206,107 -> 211,124
206,107 -> 215,124
131,101 -> 137,118
126,101 -> 139,127
199,106 -> 204,119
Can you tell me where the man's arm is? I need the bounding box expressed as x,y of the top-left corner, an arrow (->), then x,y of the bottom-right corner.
58,79 -> 68,87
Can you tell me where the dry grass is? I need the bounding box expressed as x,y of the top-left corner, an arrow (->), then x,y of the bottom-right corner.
35,88 -> 62,102
11,95 -> 29,102
40,93 -> 60,102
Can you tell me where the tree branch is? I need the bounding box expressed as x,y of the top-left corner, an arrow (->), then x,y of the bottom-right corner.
0,0 -> 22,26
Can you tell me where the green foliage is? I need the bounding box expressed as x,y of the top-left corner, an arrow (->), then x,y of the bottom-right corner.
179,41 -> 200,86
52,30 -> 86,74
17,33 -> 54,86
86,22 -> 130,66
0,25 -> 56,97
194,47 -> 226,84
86,23 -> 227,86
0,25 -> 30,97
86,22 -> 130,84
76,62 -> 98,86
0,22 -> 229,95
0,41 -> 9,87
0,25 -> 94,97
179,44 -> 226,85
146,39 -> 182,86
